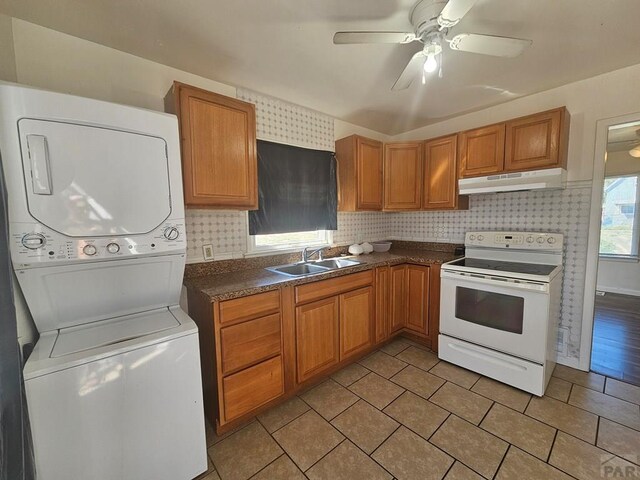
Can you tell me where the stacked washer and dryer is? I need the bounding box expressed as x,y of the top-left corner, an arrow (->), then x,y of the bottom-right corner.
0,82 -> 207,480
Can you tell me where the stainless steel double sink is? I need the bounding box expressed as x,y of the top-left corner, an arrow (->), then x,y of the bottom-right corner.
266,257 -> 363,277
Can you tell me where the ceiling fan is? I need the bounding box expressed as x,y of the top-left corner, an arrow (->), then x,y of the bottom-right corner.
333,0 -> 533,91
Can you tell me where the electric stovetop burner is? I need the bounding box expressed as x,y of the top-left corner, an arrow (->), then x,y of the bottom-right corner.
447,258 -> 557,276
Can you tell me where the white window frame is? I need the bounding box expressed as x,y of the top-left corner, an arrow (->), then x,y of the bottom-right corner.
598,173 -> 640,261
245,213 -> 333,256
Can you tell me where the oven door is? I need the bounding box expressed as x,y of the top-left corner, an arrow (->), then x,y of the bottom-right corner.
440,270 -> 550,363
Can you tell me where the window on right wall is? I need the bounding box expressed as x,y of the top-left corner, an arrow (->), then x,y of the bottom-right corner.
599,174 -> 640,258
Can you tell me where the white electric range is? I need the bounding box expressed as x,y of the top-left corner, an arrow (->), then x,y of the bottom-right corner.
439,231 -> 563,396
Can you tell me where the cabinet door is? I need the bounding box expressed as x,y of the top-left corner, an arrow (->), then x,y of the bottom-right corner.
384,143 -> 423,210
504,108 -> 568,172
423,135 -> 463,210
389,265 -> 407,333
356,137 -> 384,210
406,265 -> 430,335
374,267 -> 390,343
339,287 -> 373,360
459,123 -> 505,178
174,83 -> 257,208
295,297 -> 339,383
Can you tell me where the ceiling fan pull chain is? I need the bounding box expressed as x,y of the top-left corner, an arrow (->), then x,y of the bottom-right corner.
439,54 -> 443,78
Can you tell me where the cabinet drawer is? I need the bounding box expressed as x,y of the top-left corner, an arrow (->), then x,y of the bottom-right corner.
220,313 -> 281,374
295,270 -> 373,304
219,290 -> 280,325
222,356 -> 283,422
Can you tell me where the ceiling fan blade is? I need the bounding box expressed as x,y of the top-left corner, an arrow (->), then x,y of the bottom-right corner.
333,31 -> 417,45
392,51 -> 426,91
438,0 -> 478,28
449,33 -> 532,57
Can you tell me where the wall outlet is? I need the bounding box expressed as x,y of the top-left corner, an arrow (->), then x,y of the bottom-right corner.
202,244 -> 214,261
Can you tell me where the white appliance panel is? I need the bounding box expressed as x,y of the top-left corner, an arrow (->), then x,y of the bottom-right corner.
439,334 -> 549,396
25,333 -> 207,480
18,119 -> 171,237
440,271 -> 551,363
51,308 -> 180,358
16,254 -> 185,332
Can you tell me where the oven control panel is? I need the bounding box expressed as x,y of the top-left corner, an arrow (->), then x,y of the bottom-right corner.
465,231 -> 563,250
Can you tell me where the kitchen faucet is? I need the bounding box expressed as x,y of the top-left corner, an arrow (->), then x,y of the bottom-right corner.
302,246 -> 328,262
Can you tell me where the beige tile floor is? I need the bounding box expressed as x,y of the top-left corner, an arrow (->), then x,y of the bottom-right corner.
196,339 -> 640,480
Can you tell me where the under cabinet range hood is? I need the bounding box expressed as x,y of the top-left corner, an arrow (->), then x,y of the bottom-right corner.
458,168 -> 567,195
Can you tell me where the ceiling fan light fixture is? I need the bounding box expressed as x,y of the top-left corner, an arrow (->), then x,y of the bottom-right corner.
422,42 -> 442,73
424,53 -> 438,73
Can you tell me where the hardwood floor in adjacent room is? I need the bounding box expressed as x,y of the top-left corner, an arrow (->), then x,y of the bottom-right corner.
591,292 -> 640,386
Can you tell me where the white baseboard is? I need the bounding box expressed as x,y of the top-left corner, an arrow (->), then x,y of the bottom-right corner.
555,355 -> 582,370
595,286 -> 640,297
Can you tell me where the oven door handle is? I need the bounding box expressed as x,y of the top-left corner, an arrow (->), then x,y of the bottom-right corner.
441,270 -> 549,293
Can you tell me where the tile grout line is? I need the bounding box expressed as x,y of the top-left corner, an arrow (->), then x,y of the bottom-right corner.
490,443 -> 512,480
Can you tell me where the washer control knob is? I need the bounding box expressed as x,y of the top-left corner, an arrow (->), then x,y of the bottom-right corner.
547,237 -> 556,244
526,236 -> 534,243
164,227 -> 179,241
536,237 -> 545,244
83,244 -> 98,256
477,235 -> 484,241
469,234 -> 476,241
21,233 -> 46,249
107,242 -> 120,254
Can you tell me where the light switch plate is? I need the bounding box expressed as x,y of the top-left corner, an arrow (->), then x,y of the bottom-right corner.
202,244 -> 214,261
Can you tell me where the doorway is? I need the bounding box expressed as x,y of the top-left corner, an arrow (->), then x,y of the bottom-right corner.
590,120 -> 640,384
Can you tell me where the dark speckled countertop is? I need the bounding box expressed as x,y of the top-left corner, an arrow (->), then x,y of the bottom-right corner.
185,248 -> 461,302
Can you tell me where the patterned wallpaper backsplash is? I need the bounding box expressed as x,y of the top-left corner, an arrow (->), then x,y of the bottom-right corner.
182,88 -> 592,365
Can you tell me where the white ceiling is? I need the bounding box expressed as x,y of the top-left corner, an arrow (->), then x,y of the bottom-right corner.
2,0 -> 640,135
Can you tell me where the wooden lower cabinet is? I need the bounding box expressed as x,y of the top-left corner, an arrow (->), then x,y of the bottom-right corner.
339,287 -> 373,359
406,265 -> 430,334
295,296 -> 340,382
188,265 -> 439,433
374,267 -> 390,343
390,265 -> 407,333
222,356 -> 283,422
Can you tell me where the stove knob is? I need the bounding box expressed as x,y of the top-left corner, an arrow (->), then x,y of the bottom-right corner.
164,227 -> 179,241
83,244 -> 97,256
107,242 -> 120,254
536,237 -> 545,244
469,234 -> 476,241
477,234 -> 484,241
547,237 -> 556,244
526,236 -> 534,243
21,233 -> 46,249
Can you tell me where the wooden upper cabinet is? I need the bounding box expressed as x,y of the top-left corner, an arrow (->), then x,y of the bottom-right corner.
504,107 -> 569,172
406,265 -> 430,335
423,135 -> 468,211
389,265 -> 407,333
459,123 -> 506,178
384,142 -> 423,210
335,135 -> 383,211
165,82 -> 258,209
339,287 -> 373,360
295,296 -> 339,383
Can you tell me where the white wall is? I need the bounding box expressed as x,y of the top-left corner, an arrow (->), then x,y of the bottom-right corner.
597,260 -> 640,297
0,14 -> 17,82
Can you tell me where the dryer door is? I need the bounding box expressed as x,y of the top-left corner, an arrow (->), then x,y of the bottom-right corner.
18,119 -> 171,237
